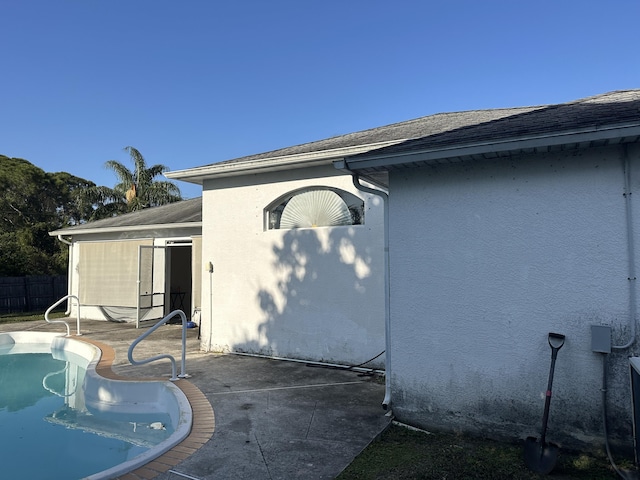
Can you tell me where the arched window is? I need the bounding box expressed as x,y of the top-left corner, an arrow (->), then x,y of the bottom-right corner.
266,187 -> 364,230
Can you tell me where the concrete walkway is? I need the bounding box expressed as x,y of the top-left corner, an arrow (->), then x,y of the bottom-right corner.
0,318 -> 391,480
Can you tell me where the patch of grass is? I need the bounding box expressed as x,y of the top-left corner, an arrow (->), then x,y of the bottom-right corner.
0,311 -> 66,324
337,423 -> 622,479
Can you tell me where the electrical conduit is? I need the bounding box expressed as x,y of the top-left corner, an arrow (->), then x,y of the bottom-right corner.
614,145 -> 637,350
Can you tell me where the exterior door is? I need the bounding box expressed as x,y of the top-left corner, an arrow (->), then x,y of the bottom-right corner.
137,245 -> 166,327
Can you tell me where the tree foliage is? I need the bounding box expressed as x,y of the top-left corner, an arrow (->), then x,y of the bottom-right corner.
0,148 -> 183,276
0,156 -> 95,275
81,146 -> 182,220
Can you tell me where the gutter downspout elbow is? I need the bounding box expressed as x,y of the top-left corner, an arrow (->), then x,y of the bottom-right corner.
334,160 -> 392,411
56,234 -> 72,246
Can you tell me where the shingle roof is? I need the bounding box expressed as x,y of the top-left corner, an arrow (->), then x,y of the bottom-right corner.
345,89 -> 640,171
172,89 -> 640,187
202,105 -> 544,168
50,197 -> 201,235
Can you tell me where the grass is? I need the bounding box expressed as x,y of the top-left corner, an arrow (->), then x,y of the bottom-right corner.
0,310 -> 66,324
337,422 -> 626,480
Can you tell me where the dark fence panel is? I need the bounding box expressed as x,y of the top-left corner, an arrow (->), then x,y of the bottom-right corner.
0,275 -> 68,314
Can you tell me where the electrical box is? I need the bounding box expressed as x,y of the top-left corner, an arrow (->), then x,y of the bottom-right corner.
591,325 -> 612,353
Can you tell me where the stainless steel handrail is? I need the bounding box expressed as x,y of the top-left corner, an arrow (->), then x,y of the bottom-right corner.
127,309 -> 189,381
45,295 -> 81,336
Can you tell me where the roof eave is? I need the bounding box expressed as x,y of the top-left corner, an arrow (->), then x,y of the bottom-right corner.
49,221 -> 202,238
165,140 -> 407,183
344,123 -> 640,172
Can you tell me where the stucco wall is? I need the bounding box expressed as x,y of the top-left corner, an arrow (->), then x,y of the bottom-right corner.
200,165 -> 386,366
388,144 -> 640,449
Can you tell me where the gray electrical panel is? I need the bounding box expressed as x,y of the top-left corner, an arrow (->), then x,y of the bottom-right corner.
591,325 -> 612,353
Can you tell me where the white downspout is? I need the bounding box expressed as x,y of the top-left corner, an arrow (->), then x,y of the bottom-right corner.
334,159 -> 392,411
57,235 -> 73,315
350,175 -> 391,410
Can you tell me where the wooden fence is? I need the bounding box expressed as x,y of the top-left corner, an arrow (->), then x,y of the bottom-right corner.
0,275 -> 68,314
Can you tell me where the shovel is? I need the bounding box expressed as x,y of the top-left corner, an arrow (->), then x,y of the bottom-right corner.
524,332 -> 566,474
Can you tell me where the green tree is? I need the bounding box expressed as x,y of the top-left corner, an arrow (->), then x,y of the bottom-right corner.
0,156 -> 95,275
0,156 -> 57,231
82,146 -> 182,220
50,171 -> 100,226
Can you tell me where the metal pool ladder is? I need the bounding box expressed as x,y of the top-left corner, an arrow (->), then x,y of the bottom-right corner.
128,309 -> 189,381
45,294 -> 81,336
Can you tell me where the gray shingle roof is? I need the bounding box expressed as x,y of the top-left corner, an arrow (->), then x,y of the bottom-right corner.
200,106 -> 543,168
183,90 -> 640,178
345,89 -> 640,170
50,197 -> 201,235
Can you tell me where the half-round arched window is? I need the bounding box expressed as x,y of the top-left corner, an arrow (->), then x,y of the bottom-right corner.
266,187 -> 364,230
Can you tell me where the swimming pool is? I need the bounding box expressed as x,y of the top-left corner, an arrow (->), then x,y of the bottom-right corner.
0,331 -> 192,480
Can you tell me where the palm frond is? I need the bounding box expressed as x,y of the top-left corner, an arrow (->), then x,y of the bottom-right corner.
99,146 -> 183,214
146,164 -> 169,178
124,146 -> 147,185
144,181 -> 182,207
105,160 -> 134,185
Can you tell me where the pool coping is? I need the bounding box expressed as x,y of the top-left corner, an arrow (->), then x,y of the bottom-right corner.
76,338 -> 215,480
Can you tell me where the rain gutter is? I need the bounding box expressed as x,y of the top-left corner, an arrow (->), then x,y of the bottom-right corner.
48,222 -> 202,237
165,140 -> 405,184
345,123 -> 640,171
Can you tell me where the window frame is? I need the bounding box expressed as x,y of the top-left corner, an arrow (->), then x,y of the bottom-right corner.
265,186 -> 365,230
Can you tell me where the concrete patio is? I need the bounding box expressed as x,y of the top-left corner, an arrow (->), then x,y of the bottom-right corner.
0,317 -> 391,479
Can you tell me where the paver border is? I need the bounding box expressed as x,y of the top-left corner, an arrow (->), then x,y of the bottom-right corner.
77,338 -> 215,480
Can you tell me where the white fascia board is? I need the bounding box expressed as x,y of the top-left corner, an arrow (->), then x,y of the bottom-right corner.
49,222 -> 202,237
165,139 -> 406,183
345,123 -> 640,171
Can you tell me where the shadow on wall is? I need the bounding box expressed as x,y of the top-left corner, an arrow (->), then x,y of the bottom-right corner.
240,225 -> 384,366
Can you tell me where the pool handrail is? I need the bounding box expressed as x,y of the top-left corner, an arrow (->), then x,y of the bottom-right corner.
128,309 -> 188,381
45,294 -> 81,336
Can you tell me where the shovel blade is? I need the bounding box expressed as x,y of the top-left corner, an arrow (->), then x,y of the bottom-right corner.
524,436 -> 559,474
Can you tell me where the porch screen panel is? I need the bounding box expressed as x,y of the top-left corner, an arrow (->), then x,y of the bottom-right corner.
79,240 -> 152,306
191,236 -> 202,309
138,245 -> 153,308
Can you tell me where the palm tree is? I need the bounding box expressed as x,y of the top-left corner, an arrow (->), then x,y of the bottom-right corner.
80,146 -> 182,220
106,146 -> 182,210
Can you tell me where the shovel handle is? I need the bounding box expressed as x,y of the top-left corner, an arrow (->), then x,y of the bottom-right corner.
548,332 -> 565,350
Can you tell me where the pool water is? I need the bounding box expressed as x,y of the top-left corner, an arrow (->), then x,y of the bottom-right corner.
0,346 -> 174,480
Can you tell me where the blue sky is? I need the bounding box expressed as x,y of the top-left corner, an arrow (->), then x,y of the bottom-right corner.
3,0 -> 639,199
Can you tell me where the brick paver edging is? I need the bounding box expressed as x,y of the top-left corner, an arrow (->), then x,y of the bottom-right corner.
76,338 -> 215,480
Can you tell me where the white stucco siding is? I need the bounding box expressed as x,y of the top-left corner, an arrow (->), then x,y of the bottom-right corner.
200,166 -> 386,366
388,144 -> 640,448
